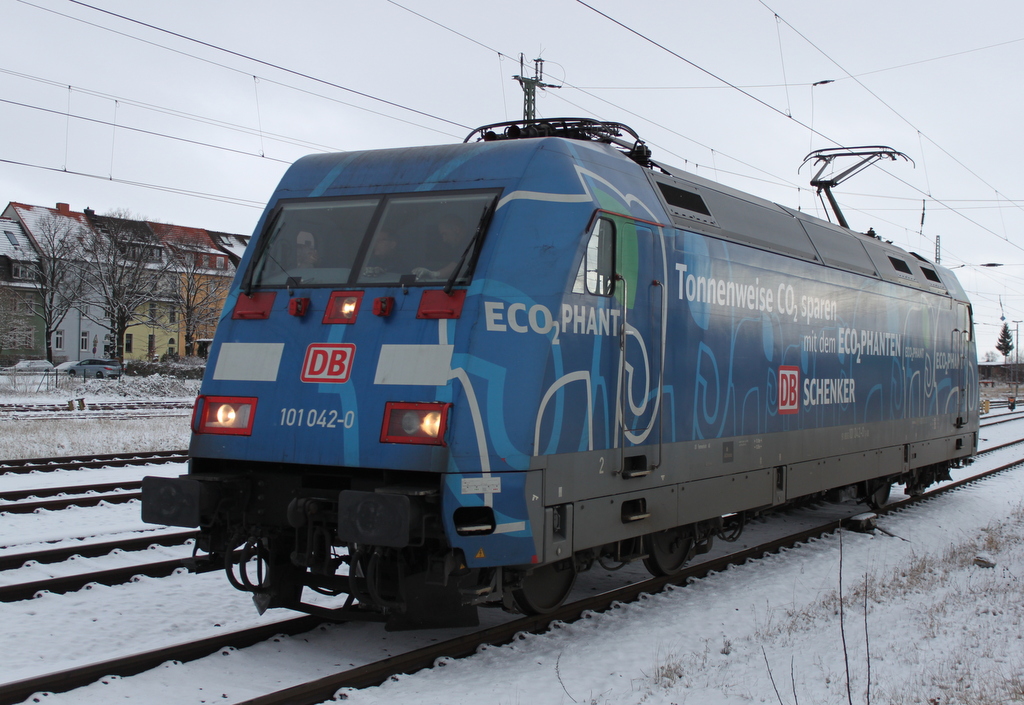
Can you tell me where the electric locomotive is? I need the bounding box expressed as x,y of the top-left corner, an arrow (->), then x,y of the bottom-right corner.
143,118 -> 978,629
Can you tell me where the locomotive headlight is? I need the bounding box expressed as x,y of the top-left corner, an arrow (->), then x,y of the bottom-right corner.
194,395 -> 257,435
216,404 -> 238,426
381,402 -> 451,445
420,411 -> 441,437
398,410 -> 440,437
323,291 -> 364,324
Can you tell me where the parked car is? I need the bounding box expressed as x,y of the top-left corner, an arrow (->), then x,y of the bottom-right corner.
58,358 -> 123,379
1,359 -> 54,374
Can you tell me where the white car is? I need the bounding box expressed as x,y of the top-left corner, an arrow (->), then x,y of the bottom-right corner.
57,358 -> 123,379
2,359 -> 54,374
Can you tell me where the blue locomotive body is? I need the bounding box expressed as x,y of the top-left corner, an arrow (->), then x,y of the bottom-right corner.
143,120 -> 977,628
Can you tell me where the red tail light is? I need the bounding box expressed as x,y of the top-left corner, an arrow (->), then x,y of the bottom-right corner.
193,395 -> 257,435
380,402 -> 451,445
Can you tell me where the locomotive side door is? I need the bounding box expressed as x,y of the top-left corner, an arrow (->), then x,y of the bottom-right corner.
955,302 -> 972,424
610,216 -> 666,475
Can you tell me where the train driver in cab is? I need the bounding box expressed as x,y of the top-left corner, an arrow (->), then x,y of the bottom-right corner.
413,214 -> 471,280
295,230 -> 319,269
362,230 -> 403,277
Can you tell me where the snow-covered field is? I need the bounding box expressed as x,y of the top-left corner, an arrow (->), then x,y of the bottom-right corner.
0,375 -> 197,458
2,387 -> 1023,704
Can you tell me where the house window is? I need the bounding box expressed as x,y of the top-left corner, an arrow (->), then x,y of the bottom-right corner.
148,334 -> 155,356
54,330 -> 64,351
125,333 -> 133,353
216,256 -> 225,269
12,262 -> 31,279
149,303 -> 158,322
81,331 -> 89,351
168,308 -> 177,323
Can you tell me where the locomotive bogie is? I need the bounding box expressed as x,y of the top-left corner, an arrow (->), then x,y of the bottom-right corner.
142,119 -> 978,628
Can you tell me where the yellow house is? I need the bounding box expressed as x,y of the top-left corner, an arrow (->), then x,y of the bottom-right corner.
121,222 -> 242,361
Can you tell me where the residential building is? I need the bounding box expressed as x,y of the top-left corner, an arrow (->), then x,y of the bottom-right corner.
0,217 -> 42,364
2,201 -> 248,363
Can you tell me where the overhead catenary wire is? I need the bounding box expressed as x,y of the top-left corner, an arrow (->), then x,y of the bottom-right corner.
3,0 -> 1020,327
61,0 -> 471,132
0,97 -> 295,165
0,156 -> 265,208
14,0 -> 466,141
760,0 -> 1024,220
18,0 -> 1013,244
570,0 -> 1024,267
0,67 -> 345,155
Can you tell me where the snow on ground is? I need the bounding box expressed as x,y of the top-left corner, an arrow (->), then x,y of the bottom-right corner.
0,375 -> 197,459
1,392 -> 1023,704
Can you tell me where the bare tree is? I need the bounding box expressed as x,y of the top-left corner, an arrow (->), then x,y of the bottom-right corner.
24,213 -> 86,362
166,245 -> 232,356
81,209 -> 175,361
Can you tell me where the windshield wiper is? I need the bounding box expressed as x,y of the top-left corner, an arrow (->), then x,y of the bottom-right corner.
444,197 -> 497,295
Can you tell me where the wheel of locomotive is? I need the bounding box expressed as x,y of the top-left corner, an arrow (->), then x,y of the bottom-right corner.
643,527 -> 694,576
512,559 -> 577,614
866,481 -> 892,510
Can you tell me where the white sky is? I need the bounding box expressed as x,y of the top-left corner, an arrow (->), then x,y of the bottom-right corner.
2,0 -> 1023,356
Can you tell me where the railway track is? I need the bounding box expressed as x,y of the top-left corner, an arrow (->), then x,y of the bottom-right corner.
0,530 -> 195,574
0,449 -> 188,475
2,431 -> 1020,514
0,532 -> 195,603
0,400 -> 193,414
980,408 -> 1024,427
11,433 -> 1023,603
3,443 -> 1023,705
0,400 -> 194,422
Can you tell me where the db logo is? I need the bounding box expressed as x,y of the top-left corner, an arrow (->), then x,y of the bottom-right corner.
778,366 -> 800,414
301,343 -> 355,383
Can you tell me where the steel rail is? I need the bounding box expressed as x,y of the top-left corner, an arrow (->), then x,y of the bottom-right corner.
8,411 -> 192,422
0,616 -> 323,705
1,489 -> 141,514
0,555 -> 189,603
0,401 -> 192,413
979,411 -> 1024,427
0,450 -> 188,475
0,530 -> 195,572
1,480 -> 142,503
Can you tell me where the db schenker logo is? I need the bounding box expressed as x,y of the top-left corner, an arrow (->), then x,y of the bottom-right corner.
301,343 -> 355,383
778,366 -> 800,414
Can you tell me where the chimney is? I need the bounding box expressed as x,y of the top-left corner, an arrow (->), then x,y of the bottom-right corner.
84,208 -> 95,218
56,203 -> 70,213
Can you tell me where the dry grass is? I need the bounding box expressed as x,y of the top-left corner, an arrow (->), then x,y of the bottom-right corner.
0,416 -> 191,459
642,508 -> 1024,704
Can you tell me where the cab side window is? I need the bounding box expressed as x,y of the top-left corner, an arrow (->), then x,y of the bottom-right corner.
573,217 -> 615,295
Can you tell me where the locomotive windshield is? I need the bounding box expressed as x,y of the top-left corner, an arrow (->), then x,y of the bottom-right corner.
247,190 -> 498,289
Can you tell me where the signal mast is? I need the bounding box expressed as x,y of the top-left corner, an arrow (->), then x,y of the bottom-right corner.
513,54 -> 559,121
